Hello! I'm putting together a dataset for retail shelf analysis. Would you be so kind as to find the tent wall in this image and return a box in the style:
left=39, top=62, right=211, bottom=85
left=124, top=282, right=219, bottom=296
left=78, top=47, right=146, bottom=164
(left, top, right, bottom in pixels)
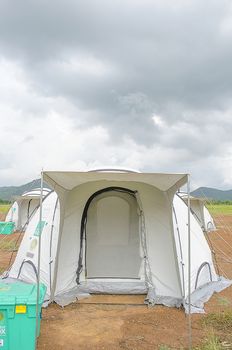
left=180, top=194, right=216, bottom=232
left=5, top=189, right=51, bottom=231
left=17, top=198, right=40, bottom=230
left=173, top=195, right=217, bottom=299
left=189, top=201, right=205, bottom=230
left=9, top=192, right=60, bottom=297
left=203, top=206, right=216, bottom=231
left=5, top=201, right=19, bottom=227
left=53, top=180, right=183, bottom=300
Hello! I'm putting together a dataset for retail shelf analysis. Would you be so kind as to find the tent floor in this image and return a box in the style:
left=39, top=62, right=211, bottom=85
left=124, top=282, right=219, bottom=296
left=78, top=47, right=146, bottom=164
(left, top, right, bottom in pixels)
left=77, top=294, right=146, bottom=305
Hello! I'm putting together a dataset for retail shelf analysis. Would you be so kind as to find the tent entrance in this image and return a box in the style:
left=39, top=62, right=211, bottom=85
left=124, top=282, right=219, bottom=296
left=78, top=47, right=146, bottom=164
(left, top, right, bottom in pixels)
left=84, top=190, right=141, bottom=279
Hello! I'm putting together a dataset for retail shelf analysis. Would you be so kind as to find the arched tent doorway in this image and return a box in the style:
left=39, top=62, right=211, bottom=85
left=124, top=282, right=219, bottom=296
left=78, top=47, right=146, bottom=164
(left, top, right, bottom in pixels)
left=76, top=187, right=142, bottom=283
left=85, top=190, right=141, bottom=279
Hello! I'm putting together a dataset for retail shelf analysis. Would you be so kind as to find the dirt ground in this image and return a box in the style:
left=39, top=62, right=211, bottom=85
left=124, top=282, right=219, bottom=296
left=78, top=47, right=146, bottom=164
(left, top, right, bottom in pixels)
left=1, top=214, right=232, bottom=349
left=0, top=209, right=23, bottom=272
left=0, top=232, right=23, bottom=273
left=35, top=214, right=232, bottom=350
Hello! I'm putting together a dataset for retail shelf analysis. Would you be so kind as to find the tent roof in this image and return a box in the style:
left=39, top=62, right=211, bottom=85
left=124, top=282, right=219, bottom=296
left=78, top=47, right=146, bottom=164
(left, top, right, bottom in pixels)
left=43, top=171, right=188, bottom=192
left=14, top=188, right=51, bottom=201
left=180, top=193, right=206, bottom=202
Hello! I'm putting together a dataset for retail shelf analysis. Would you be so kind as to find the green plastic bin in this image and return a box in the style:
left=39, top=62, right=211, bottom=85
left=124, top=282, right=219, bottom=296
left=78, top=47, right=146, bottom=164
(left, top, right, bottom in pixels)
left=0, top=282, right=47, bottom=350
left=0, top=222, right=15, bottom=235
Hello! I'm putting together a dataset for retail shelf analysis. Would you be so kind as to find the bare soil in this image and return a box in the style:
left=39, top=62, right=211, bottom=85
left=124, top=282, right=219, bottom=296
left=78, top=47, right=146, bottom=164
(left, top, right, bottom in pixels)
left=0, top=232, right=23, bottom=273
left=36, top=214, right=232, bottom=350
left=2, top=214, right=232, bottom=349
left=0, top=208, right=23, bottom=272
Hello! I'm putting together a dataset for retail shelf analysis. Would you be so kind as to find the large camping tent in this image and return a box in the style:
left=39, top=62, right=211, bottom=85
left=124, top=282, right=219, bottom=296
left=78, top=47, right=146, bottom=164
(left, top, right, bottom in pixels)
left=179, top=193, right=216, bottom=232
left=5, top=188, right=51, bottom=231
left=6, top=171, right=231, bottom=313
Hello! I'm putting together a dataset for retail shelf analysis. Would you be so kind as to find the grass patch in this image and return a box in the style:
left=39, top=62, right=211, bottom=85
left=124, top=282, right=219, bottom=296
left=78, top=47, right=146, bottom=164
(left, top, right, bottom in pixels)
left=206, top=204, right=232, bottom=216
left=202, top=311, right=232, bottom=332
left=0, top=266, right=6, bottom=274
left=158, top=334, right=225, bottom=350
left=0, top=240, right=18, bottom=251
left=157, top=321, right=232, bottom=350
left=0, top=204, right=10, bottom=215
left=194, top=334, right=223, bottom=350
left=216, top=296, right=231, bottom=307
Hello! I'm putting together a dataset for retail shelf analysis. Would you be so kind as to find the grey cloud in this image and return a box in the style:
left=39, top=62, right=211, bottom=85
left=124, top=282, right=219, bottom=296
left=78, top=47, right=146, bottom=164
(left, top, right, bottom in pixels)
left=0, top=0, right=232, bottom=187
left=1, top=0, right=232, bottom=114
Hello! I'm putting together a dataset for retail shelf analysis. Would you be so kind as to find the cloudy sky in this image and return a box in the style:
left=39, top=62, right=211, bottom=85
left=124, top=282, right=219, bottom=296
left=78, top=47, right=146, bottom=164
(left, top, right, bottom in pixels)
left=0, top=0, right=232, bottom=189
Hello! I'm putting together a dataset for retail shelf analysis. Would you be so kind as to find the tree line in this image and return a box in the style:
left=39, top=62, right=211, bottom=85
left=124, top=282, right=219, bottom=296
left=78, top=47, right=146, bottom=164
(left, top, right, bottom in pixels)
left=206, top=200, right=232, bottom=205
left=0, top=198, right=10, bottom=204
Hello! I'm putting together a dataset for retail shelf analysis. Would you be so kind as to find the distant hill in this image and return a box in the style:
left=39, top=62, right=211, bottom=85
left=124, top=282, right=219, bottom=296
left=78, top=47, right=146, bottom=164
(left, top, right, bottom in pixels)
left=0, top=179, right=50, bottom=201
left=1, top=180, right=231, bottom=202
left=191, top=187, right=232, bottom=201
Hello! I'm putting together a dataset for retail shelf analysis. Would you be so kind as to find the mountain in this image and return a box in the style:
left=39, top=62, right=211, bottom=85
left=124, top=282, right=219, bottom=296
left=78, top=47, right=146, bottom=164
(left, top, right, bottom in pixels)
left=1, top=179, right=231, bottom=202
left=0, top=179, right=42, bottom=201
left=191, top=187, right=232, bottom=201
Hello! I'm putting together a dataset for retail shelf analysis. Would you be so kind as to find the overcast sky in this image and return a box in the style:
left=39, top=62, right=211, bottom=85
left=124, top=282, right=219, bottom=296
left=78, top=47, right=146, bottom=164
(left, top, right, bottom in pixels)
left=0, top=0, right=232, bottom=189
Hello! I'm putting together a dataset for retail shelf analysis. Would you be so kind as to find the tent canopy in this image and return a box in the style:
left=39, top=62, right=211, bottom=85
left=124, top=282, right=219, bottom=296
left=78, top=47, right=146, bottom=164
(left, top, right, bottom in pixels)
left=180, top=194, right=206, bottom=202
left=7, top=170, right=231, bottom=313
left=43, top=171, right=188, bottom=193
left=14, top=188, right=51, bottom=201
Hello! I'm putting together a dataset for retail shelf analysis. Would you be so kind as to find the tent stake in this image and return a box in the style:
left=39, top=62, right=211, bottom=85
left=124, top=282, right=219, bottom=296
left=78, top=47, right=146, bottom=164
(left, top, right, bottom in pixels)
left=187, top=174, right=192, bottom=349
left=35, top=170, right=43, bottom=347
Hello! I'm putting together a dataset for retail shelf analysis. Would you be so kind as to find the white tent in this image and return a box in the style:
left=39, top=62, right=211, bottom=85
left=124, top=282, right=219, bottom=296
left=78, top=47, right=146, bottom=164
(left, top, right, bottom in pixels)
left=5, top=188, right=51, bottom=231
left=5, top=201, right=19, bottom=225
left=179, top=193, right=216, bottom=232
left=8, top=191, right=59, bottom=299
left=6, top=171, right=231, bottom=312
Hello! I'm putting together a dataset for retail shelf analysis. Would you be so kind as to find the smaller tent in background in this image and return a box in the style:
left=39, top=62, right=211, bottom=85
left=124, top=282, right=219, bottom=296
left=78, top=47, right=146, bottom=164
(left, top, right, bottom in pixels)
left=179, top=193, right=216, bottom=232
left=5, top=188, right=51, bottom=231
left=8, top=191, right=59, bottom=299
left=5, top=201, right=19, bottom=225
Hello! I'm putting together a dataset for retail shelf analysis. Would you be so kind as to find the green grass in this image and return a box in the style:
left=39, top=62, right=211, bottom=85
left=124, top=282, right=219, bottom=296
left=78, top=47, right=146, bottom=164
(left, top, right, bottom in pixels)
left=158, top=334, right=225, bottom=350
left=0, top=204, right=10, bottom=215
left=206, top=204, right=232, bottom=216
left=216, top=296, right=231, bottom=307
left=202, top=311, right=232, bottom=332
left=194, top=334, right=223, bottom=350
left=157, top=311, right=232, bottom=350
left=0, top=266, right=6, bottom=274
left=0, top=240, right=18, bottom=251
left=158, top=334, right=224, bottom=350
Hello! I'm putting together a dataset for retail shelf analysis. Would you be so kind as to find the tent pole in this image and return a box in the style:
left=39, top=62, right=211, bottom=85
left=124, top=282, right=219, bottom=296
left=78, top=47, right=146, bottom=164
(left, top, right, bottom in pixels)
left=187, top=174, right=192, bottom=349
left=35, top=170, right=43, bottom=347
